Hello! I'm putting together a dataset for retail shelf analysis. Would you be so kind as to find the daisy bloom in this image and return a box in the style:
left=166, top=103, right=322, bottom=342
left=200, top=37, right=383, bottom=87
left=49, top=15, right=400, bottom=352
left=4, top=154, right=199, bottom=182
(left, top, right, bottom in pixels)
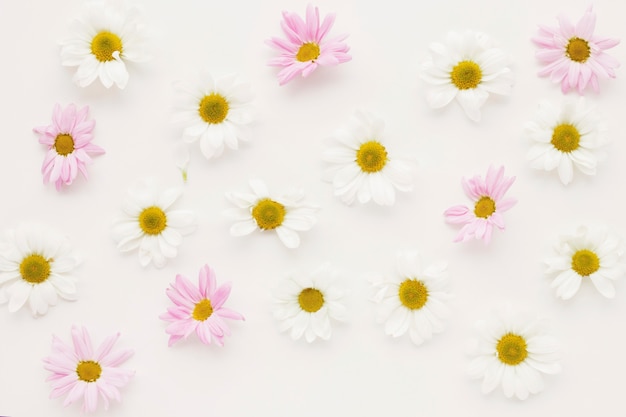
left=112, top=180, right=196, bottom=268
left=0, top=224, right=79, bottom=316
left=60, top=0, right=149, bottom=89
left=545, top=225, right=624, bottom=299
left=266, top=4, right=351, bottom=85
left=444, top=166, right=516, bottom=244
left=43, top=326, right=134, bottom=413
left=160, top=264, right=244, bottom=347
left=371, top=251, right=451, bottom=346
left=173, top=72, right=254, bottom=160
left=224, top=179, right=318, bottom=249
left=273, top=264, right=347, bottom=343
left=33, top=103, right=105, bottom=191
left=421, top=31, right=513, bottom=121
left=323, top=111, right=413, bottom=206
left=533, top=7, right=620, bottom=94
left=468, top=308, right=561, bottom=400
left=525, top=98, right=607, bottom=185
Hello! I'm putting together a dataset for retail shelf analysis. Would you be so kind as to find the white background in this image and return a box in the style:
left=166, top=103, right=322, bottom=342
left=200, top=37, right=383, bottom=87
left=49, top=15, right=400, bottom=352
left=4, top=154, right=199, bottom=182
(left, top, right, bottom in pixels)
left=1, top=0, right=625, bottom=416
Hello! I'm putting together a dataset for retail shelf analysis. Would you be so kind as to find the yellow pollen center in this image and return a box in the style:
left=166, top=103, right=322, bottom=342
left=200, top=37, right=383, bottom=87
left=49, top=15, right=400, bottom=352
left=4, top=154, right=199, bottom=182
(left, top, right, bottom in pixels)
left=76, top=360, right=102, bottom=383
left=90, top=31, right=123, bottom=62
left=251, top=199, right=286, bottom=230
left=19, top=254, right=51, bottom=284
left=551, top=124, right=580, bottom=153
left=296, top=42, right=321, bottom=62
left=356, top=141, right=388, bottom=173
left=474, top=196, right=496, bottom=218
left=298, top=288, right=324, bottom=313
left=192, top=299, right=214, bottom=321
left=398, top=279, right=429, bottom=310
left=496, top=333, right=528, bottom=366
left=138, top=206, right=167, bottom=235
left=566, top=37, right=591, bottom=63
left=450, top=60, right=482, bottom=90
left=571, top=249, right=600, bottom=276
left=198, top=93, right=229, bottom=124
left=54, top=134, right=75, bottom=156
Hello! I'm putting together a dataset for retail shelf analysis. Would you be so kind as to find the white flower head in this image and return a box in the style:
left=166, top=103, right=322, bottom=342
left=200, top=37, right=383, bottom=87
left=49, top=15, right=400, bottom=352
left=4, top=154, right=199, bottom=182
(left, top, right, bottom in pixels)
left=421, top=31, right=513, bottom=121
left=323, top=111, right=413, bottom=206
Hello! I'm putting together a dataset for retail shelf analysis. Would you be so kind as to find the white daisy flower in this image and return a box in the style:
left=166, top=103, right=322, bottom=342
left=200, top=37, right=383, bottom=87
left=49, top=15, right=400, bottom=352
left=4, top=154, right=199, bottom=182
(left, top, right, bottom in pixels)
left=112, top=179, right=196, bottom=268
left=421, top=31, right=513, bottom=121
left=60, top=0, right=149, bottom=89
left=323, top=111, right=413, bottom=206
left=468, top=308, right=561, bottom=400
left=371, top=251, right=451, bottom=346
left=224, top=179, right=318, bottom=249
left=273, top=264, right=347, bottom=343
left=0, top=224, right=80, bottom=316
left=525, top=98, right=607, bottom=185
left=173, top=72, right=254, bottom=160
left=545, top=225, right=624, bottom=299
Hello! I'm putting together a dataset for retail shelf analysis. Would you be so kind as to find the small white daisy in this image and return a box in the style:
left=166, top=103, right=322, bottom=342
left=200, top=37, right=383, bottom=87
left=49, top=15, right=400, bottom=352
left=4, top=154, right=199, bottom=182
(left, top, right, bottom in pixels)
left=545, top=225, right=624, bottom=299
left=421, top=31, right=513, bottom=121
left=468, top=308, right=561, bottom=400
left=525, top=98, right=607, bottom=185
left=0, top=224, right=80, bottom=316
left=273, top=264, right=347, bottom=343
left=323, top=111, right=413, bottom=206
left=112, top=179, right=196, bottom=268
left=173, top=72, right=254, bottom=160
left=224, top=179, right=318, bottom=249
left=371, top=251, right=451, bottom=346
left=60, top=0, right=149, bottom=89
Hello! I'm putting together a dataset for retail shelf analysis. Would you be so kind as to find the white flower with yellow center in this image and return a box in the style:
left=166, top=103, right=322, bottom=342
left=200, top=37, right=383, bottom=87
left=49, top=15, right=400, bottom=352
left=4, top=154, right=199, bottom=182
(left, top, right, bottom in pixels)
left=60, top=0, right=149, bottom=89
left=273, top=264, right=347, bottom=343
left=545, top=225, right=624, bottom=299
left=224, top=179, right=318, bottom=249
left=371, top=251, right=451, bottom=346
left=323, top=111, right=413, bottom=206
left=112, top=180, right=196, bottom=268
left=0, top=224, right=80, bottom=316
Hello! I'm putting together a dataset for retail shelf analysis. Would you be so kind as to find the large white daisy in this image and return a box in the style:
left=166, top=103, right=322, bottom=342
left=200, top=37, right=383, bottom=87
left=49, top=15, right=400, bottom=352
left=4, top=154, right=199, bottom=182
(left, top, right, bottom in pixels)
left=421, top=31, right=513, bottom=121
left=0, top=224, right=80, bottom=316
left=323, top=111, right=413, bottom=206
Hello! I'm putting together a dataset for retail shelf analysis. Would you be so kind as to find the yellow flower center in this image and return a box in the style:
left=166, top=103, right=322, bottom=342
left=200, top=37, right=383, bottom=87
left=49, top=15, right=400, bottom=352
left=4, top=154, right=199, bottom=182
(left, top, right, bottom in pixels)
left=138, top=206, right=167, bottom=235
left=571, top=249, right=600, bottom=276
left=474, top=196, right=496, bottom=219
left=54, top=134, right=75, bottom=156
left=198, top=93, right=229, bottom=124
left=496, top=333, right=528, bottom=366
left=192, top=299, right=214, bottom=321
left=296, top=42, right=321, bottom=62
left=356, top=141, right=388, bottom=173
left=251, top=199, right=286, bottom=230
left=90, top=31, right=123, bottom=62
left=551, top=123, right=580, bottom=153
left=19, top=254, right=51, bottom=284
left=298, top=288, right=324, bottom=313
left=566, top=37, right=591, bottom=63
left=76, top=360, right=102, bottom=383
left=450, top=60, right=482, bottom=90
left=398, top=279, right=429, bottom=310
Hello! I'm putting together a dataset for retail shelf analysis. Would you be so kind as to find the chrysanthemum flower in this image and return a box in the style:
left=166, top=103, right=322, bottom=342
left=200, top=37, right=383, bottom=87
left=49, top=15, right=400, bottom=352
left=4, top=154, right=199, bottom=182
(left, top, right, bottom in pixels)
left=266, top=4, right=351, bottom=85
left=33, top=103, right=105, bottom=191
left=43, top=326, right=134, bottom=413
left=0, top=224, right=79, bottom=316
left=545, top=225, right=624, bottom=299
left=112, top=180, right=196, bottom=268
left=60, top=0, right=149, bottom=89
left=421, top=31, right=513, bottom=121
left=444, top=166, right=516, bottom=244
left=273, top=264, right=347, bottom=343
left=371, top=251, right=451, bottom=346
left=323, top=111, right=413, bottom=206
left=224, top=179, right=318, bottom=249
left=533, top=7, right=620, bottom=94
left=173, top=72, right=254, bottom=160
left=525, top=98, right=607, bottom=185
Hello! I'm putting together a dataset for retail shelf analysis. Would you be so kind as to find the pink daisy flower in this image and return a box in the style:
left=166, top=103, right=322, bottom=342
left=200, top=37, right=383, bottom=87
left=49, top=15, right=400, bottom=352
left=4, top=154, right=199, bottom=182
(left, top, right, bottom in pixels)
left=444, top=166, right=517, bottom=244
left=160, top=264, right=244, bottom=347
left=266, top=4, right=351, bottom=85
left=533, top=7, right=620, bottom=94
left=33, top=103, right=105, bottom=190
left=43, top=326, right=134, bottom=413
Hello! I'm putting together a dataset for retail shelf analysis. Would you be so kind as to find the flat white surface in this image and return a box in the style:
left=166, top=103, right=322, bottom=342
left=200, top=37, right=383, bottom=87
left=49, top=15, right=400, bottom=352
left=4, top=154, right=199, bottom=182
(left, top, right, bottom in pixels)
left=1, top=0, right=625, bottom=415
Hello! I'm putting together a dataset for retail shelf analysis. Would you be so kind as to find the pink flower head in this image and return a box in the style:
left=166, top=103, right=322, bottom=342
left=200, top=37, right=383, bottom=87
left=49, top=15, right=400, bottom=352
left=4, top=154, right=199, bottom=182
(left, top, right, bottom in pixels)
left=43, top=326, right=134, bottom=413
left=33, top=103, right=105, bottom=190
left=160, top=264, right=244, bottom=347
left=266, top=4, right=351, bottom=85
left=444, top=166, right=517, bottom=244
left=533, top=7, right=620, bottom=94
